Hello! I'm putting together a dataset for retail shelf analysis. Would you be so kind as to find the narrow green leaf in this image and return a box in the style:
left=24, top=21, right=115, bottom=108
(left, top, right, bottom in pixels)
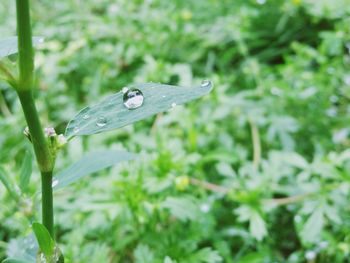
left=65, top=81, right=213, bottom=138
left=2, top=259, right=33, bottom=263
left=0, top=166, right=19, bottom=200
left=53, top=150, right=135, bottom=189
left=0, top=37, right=44, bottom=59
left=19, top=151, right=32, bottom=192
left=188, top=248, right=222, bottom=263
left=32, top=222, right=55, bottom=257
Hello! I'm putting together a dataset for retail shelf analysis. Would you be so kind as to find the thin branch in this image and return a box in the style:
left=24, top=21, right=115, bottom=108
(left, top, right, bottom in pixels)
left=249, top=119, right=261, bottom=170
left=190, top=178, right=311, bottom=206
left=190, top=178, right=228, bottom=194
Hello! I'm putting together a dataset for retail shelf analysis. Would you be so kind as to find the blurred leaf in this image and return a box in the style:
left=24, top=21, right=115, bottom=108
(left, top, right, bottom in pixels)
left=161, top=196, right=199, bottom=221
left=249, top=211, right=267, bottom=241
left=143, top=177, right=172, bottom=193
left=324, top=205, right=341, bottom=224
left=283, top=152, right=308, bottom=169
left=0, top=37, right=44, bottom=59
left=54, top=150, right=135, bottom=189
left=6, top=235, right=37, bottom=262
left=2, top=259, right=33, bottom=263
left=300, top=207, right=324, bottom=244
left=164, top=257, right=177, bottom=263
left=19, top=151, right=32, bottom=193
left=188, top=248, right=222, bottom=263
left=236, top=252, right=269, bottom=263
left=215, top=162, right=236, bottom=177
left=0, top=166, right=19, bottom=200
left=32, top=222, right=55, bottom=257
left=134, top=244, right=155, bottom=263
left=65, top=82, right=213, bottom=137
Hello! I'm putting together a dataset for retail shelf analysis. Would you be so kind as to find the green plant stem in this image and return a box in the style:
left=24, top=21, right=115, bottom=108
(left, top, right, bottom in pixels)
left=16, top=0, right=34, bottom=91
left=249, top=119, right=261, bottom=169
left=16, top=0, right=55, bottom=238
left=41, top=171, right=54, bottom=236
left=18, top=91, right=55, bottom=238
left=18, top=91, right=53, bottom=172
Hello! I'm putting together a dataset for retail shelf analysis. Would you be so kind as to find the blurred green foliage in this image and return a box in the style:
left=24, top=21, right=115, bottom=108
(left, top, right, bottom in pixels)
left=1, top=0, right=350, bottom=262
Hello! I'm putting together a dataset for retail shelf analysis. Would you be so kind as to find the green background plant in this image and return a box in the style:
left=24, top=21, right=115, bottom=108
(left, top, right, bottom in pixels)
left=1, top=0, right=350, bottom=262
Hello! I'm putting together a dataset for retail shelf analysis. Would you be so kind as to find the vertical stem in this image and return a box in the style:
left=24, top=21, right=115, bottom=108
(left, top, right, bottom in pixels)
left=16, top=0, right=34, bottom=90
left=16, top=0, right=55, bottom=237
left=41, top=171, right=54, bottom=235
left=249, top=119, right=261, bottom=170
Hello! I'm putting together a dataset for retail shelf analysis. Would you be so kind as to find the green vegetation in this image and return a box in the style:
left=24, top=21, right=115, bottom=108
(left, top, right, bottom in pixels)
left=1, top=0, right=350, bottom=262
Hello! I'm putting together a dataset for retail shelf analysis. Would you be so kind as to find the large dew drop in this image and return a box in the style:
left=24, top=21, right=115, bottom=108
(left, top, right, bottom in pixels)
left=123, top=88, right=144, bottom=109
left=201, top=79, right=211, bottom=88
left=37, top=245, right=61, bottom=263
left=96, top=116, right=107, bottom=127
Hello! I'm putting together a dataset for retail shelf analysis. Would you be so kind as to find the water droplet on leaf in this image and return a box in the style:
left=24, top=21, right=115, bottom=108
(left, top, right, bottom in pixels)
left=96, top=116, right=107, bottom=127
left=83, top=114, right=90, bottom=120
left=123, top=89, right=144, bottom=109
left=73, top=127, right=80, bottom=133
left=171, top=102, right=177, bottom=108
left=37, top=246, right=61, bottom=263
left=201, top=79, right=211, bottom=87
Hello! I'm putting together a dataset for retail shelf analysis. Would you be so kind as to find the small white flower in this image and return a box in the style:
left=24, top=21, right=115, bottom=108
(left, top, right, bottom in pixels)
left=44, top=127, right=56, bottom=137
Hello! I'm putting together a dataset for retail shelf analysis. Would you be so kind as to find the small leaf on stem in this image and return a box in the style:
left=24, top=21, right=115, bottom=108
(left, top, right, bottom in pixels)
left=0, top=37, right=44, bottom=59
left=32, top=222, right=55, bottom=257
left=53, top=150, right=135, bottom=189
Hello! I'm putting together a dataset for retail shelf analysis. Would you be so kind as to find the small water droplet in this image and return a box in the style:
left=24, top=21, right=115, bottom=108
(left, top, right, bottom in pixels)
left=123, top=89, right=144, bottom=109
left=38, top=247, right=61, bottom=263
left=162, top=95, right=166, bottom=98
left=83, top=114, right=90, bottom=120
left=201, top=79, right=211, bottom=87
left=73, top=127, right=80, bottom=133
left=52, top=178, right=59, bottom=188
left=171, top=102, right=177, bottom=108
left=96, top=116, right=107, bottom=127
left=122, top=87, right=129, bottom=93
